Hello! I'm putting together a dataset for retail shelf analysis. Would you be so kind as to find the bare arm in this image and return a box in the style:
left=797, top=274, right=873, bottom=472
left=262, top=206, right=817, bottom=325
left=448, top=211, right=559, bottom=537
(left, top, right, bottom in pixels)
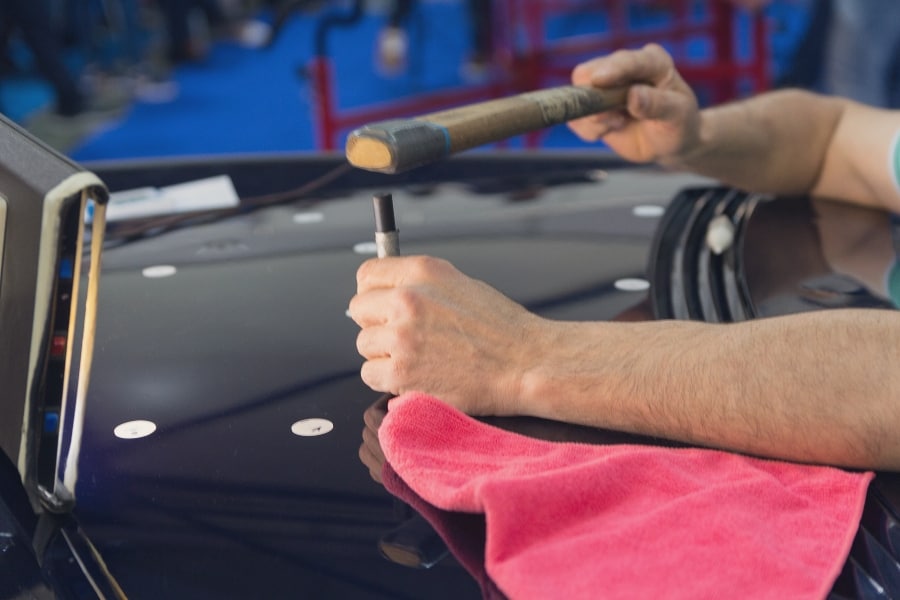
left=679, top=93, right=900, bottom=213
left=519, top=310, right=900, bottom=470
left=813, top=102, right=900, bottom=212
left=670, top=89, right=845, bottom=197
left=569, top=45, right=900, bottom=212
left=351, top=257, right=900, bottom=471
left=350, top=48, right=900, bottom=472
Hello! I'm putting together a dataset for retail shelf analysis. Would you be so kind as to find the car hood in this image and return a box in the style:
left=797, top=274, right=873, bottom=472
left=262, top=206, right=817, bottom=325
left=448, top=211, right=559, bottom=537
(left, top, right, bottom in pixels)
left=67, top=153, right=899, bottom=598
left=73, top=153, right=707, bottom=598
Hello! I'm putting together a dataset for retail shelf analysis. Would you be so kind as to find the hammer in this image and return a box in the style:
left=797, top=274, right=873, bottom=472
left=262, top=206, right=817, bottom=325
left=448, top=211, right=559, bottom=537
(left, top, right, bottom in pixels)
left=345, top=85, right=628, bottom=174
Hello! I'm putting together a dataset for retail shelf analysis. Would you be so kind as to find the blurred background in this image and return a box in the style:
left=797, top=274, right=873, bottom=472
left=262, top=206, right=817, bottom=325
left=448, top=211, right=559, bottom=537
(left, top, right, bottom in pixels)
left=0, top=0, right=895, bottom=163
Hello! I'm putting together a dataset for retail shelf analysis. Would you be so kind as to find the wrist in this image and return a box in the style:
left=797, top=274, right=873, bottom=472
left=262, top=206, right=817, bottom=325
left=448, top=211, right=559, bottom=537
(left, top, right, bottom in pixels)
left=514, top=320, right=605, bottom=421
left=512, top=318, right=564, bottom=418
left=660, top=107, right=715, bottom=172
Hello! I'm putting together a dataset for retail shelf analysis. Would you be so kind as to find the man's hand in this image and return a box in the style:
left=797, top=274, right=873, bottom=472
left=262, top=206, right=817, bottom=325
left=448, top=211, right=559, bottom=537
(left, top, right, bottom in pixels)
left=568, top=43, right=702, bottom=166
left=349, top=256, right=543, bottom=416
left=349, top=254, right=900, bottom=469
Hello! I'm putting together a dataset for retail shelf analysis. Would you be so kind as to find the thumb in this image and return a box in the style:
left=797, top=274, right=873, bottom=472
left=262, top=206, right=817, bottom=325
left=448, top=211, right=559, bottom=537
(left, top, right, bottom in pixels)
left=628, top=84, right=694, bottom=123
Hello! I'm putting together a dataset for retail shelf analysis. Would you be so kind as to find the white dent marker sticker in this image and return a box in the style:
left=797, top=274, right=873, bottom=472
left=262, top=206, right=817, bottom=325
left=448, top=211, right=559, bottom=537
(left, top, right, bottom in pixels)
left=353, top=242, right=378, bottom=255
left=632, top=205, right=665, bottom=218
left=293, top=211, right=324, bottom=224
left=705, top=215, right=735, bottom=255
left=291, top=418, right=334, bottom=437
left=142, top=265, right=177, bottom=278
left=614, top=278, right=650, bottom=292
left=114, top=420, right=157, bottom=439
left=587, top=169, right=608, bottom=182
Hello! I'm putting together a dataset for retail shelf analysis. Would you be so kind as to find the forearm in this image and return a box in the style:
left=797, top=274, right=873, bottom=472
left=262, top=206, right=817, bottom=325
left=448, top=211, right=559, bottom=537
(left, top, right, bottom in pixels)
left=667, top=89, right=847, bottom=198
left=519, top=309, right=900, bottom=470
left=813, top=101, right=900, bottom=212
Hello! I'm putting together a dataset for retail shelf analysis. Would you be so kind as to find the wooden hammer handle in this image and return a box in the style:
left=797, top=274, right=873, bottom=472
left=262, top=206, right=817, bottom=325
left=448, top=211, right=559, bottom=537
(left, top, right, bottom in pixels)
left=345, top=85, right=628, bottom=174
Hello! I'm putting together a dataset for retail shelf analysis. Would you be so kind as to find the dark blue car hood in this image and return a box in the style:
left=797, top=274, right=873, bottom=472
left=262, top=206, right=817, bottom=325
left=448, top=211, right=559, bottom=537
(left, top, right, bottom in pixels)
left=17, top=152, right=899, bottom=598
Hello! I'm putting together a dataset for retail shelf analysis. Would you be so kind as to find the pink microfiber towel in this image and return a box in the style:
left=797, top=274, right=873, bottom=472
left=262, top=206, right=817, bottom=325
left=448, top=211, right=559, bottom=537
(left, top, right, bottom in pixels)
left=381, top=464, right=505, bottom=599
left=379, top=392, right=873, bottom=600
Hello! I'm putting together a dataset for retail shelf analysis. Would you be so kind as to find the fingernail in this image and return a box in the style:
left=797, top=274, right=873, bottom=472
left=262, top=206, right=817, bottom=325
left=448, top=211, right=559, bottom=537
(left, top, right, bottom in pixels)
left=633, top=86, right=650, bottom=114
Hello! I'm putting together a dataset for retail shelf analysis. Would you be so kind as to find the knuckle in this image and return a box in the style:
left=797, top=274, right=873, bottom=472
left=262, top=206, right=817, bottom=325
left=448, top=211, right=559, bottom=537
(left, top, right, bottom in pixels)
left=642, top=42, right=664, bottom=58
left=607, top=47, right=632, bottom=67
left=393, top=287, right=422, bottom=316
left=407, top=255, right=434, bottom=278
left=432, top=256, right=454, bottom=274
left=407, top=255, right=450, bottom=280
left=643, top=43, right=673, bottom=69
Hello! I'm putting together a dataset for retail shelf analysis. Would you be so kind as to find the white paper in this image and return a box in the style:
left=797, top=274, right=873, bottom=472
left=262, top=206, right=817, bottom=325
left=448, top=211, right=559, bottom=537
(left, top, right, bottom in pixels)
left=89, top=175, right=240, bottom=223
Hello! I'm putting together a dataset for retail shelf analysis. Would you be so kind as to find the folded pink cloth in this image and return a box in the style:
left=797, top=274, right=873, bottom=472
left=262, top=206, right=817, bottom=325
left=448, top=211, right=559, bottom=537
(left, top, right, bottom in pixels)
left=379, top=392, right=873, bottom=600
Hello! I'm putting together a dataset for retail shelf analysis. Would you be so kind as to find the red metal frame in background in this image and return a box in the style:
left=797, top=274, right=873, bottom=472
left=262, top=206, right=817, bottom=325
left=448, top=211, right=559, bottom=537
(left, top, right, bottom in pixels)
left=309, top=56, right=515, bottom=151
left=310, top=0, right=770, bottom=151
left=507, top=0, right=770, bottom=102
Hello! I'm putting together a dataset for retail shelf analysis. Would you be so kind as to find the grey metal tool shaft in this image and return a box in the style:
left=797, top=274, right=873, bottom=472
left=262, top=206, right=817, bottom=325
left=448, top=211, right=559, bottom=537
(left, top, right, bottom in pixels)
left=373, top=193, right=400, bottom=257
